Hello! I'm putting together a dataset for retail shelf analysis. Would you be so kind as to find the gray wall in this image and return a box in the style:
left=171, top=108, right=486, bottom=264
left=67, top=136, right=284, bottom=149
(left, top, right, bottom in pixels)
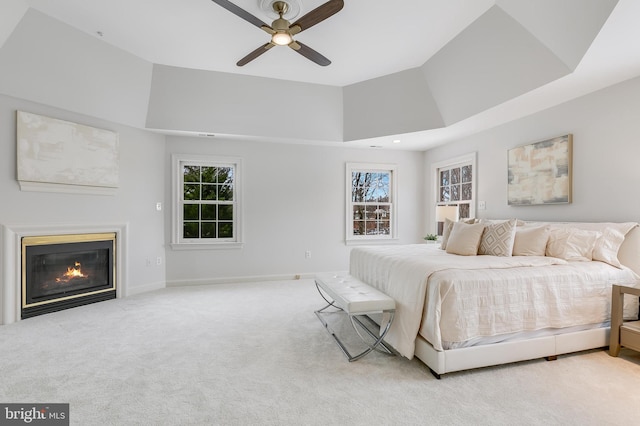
left=2, top=1, right=639, bottom=296
left=0, top=93, right=424, bottom=298
left=0, top=9, right=153, bottom=129
left=423, top=74, right=640, bottom=232
left=146, top=64, right=343, bottom=142
left=0, top=94, right=167, bottom=295
left=164, top=137, right=425, bottom=285
left=343, top=68, right=444, bottom=141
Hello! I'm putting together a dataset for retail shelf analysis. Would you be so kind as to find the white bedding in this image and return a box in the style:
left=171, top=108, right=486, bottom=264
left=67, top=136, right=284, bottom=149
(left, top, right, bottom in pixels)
left=423, top=260, right=640, bottom=350
left=349, top=244, right=640, bottom=359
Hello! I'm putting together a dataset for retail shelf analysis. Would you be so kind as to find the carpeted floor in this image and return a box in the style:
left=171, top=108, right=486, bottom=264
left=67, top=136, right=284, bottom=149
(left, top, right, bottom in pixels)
left=1, top=279, right=640, bottom=425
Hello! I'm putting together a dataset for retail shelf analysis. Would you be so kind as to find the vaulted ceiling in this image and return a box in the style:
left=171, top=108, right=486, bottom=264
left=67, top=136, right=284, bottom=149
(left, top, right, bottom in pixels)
left=3, top=0, right=640, bottom=150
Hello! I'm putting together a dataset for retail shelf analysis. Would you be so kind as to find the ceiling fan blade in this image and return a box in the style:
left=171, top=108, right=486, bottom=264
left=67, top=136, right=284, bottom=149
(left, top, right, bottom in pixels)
left=289, top=41, right=331, bottom=66
left=211, top=0, right=269, bottom=29
left=290, top=0, right=344, bottom=32
left=236, top=43, right=275, bottom=66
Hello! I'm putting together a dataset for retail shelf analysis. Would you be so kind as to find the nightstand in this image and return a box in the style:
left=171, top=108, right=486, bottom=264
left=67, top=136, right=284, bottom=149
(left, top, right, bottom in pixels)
left=609, top=284, right=640, bottom=356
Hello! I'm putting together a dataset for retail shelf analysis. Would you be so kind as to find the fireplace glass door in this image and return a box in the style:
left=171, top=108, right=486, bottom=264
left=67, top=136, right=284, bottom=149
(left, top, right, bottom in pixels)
left=22, top=233, right=116, bottom=318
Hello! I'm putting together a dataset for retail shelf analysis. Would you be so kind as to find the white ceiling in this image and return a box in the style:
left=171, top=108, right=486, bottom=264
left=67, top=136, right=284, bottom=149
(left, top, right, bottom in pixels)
left=25, top=0, right=499, bottom=87
left=20, top=0, right=640, bottom=150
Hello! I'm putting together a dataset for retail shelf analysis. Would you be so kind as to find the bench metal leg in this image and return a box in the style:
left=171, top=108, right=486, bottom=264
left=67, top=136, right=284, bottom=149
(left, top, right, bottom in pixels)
left=350, top=313, right=395, bottom=356
left=314, top=281, right=396, bottom=362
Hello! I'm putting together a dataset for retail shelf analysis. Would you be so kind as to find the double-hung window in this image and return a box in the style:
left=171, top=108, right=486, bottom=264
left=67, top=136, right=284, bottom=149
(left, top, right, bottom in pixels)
left=431, top=153, right=476, bottom=234
left=172, top=154, right=243, bottom=249
left=346, top=163, right=397, bottom=244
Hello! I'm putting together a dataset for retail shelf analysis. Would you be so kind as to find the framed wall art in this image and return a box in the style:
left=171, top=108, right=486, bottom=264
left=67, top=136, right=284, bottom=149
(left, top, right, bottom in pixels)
left=507, top=134, right=572, bottom=206
left=17, top=111, right=119, bottom=194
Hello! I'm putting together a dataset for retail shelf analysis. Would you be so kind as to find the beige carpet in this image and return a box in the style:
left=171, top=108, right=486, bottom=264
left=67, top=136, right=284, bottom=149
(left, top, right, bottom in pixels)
left=1, top=279, right=640, bottom=425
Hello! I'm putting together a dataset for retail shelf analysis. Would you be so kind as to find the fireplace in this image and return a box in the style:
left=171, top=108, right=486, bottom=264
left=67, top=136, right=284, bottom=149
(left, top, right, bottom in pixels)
left=21, top=233, right=116, bottom=319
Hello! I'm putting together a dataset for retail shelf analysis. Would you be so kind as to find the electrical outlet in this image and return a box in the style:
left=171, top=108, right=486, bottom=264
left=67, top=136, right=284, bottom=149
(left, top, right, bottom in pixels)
left=156, top=257, right=162, bottom=265
left=305, top=250, right=311, bottom=259
left=156, top=202, right=162, bottom=211
left=478, top=201, right=486, bottom=210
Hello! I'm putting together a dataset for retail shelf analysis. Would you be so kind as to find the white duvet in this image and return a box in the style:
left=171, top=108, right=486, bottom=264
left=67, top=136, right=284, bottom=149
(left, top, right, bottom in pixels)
left=349, top=244, right=640, bottom=358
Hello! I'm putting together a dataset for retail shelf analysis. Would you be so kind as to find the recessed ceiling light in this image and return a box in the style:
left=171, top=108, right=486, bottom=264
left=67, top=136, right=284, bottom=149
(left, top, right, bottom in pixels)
left=393, top=139, right=401, bottom=144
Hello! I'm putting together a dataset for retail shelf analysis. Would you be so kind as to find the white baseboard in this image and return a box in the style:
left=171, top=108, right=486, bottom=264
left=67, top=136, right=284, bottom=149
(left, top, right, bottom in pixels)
left=166, top=272, right=320, bottom=287
left=125, top=281, right=166, bottom=296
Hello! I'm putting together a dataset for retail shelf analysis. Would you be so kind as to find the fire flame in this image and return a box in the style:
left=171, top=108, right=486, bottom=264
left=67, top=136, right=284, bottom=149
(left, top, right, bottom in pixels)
left=55, top=262, right=87, bottom=282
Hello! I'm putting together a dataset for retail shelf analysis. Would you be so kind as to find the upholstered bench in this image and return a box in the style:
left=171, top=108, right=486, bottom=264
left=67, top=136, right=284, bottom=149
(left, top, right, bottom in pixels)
left=314, top=273, right=395, bottom=362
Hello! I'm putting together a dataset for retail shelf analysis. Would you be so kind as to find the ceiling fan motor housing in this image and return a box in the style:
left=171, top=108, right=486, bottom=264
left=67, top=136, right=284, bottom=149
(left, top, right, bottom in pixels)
left=272, top=1, right=289, bottom=16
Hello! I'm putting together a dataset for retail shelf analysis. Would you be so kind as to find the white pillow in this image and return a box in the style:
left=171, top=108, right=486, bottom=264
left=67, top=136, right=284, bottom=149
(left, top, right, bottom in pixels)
left=446, top=222, right=485, bottom=256
left=591, top=224, right=638, bottom=268
left=512, top=225, right=550, bottom=256
left=545, top=222, right=637, bottom=266
left=478, top=219, right=516, bottom=257
left=546, top=228, right=602, bottom=261
left=592, top=227, right=626, bottom=268
left=440, top=218, right=475, bottom=250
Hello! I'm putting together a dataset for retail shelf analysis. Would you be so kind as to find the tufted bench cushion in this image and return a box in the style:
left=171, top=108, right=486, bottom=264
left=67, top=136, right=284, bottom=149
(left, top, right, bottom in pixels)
left=314, top=273, right=395, bottom=314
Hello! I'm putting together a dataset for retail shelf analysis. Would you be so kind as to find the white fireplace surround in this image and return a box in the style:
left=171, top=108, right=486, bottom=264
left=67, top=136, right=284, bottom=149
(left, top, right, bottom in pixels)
left=1, top=223, right=128, bottom=325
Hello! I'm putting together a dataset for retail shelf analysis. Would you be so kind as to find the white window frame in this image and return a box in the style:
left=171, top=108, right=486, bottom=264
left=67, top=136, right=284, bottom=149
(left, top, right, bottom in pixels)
left=430, top=152, right=477, bottom=235
left=345, top=162, right=398, bottom=245
left=171, top=154, right=243, bottom=250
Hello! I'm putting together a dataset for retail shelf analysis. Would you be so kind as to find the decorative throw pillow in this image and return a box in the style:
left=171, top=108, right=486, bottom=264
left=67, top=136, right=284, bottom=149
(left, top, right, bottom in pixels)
left=440, top=218, right=455, bottom=250
left=440, top=218, right=477, bottom=250
left=478, top=219, right=516, bottom=256
left=480, top=218, right=525, bottom=227
left=512, top=225, right=550, bottom=256
left=446, top=222, right=485, bottom=256
left=546, top=228, right=602, bottom=261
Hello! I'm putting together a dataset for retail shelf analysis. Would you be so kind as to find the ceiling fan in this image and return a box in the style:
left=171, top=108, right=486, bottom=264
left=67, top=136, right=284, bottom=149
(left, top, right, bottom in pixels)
left=211, top=0, right=344, bottom=66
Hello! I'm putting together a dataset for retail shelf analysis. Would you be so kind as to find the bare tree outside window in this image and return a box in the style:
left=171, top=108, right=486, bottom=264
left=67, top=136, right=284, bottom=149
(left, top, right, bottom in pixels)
left=347, top=164, right=397, bottom=242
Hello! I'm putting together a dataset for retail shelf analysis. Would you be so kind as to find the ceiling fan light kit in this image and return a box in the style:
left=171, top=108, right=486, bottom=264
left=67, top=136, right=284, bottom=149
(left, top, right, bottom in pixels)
left=211, top=0, right=344, bottom=66
left=271, top=32, right=292, bottom=46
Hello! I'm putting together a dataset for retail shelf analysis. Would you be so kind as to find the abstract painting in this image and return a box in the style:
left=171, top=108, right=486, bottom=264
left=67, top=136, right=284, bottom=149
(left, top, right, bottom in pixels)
left=17, top=111, right=119, bottom=192
left=507, top=134, right=572, bottom=205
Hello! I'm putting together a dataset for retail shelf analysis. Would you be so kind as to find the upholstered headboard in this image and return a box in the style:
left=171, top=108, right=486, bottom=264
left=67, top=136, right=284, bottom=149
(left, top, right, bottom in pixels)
left=618, top=225, right=640, bottom=276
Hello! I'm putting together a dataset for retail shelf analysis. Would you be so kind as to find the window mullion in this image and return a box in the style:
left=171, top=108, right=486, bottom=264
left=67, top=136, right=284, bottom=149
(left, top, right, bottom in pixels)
left=173, top=155, right=243, bottom=248
left=346, top=163, right=397, bottom=243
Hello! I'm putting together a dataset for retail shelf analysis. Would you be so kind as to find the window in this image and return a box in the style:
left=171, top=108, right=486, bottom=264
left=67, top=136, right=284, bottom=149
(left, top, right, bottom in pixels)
left=172, top=155, right=242, bottom=249
left=431, top=153, right=476, bottom=234
left=346, top=163, right=397, bottom=243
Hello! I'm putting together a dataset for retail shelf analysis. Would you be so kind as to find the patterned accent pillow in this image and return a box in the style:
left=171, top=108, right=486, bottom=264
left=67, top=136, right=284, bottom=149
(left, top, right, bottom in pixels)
left=478, top=219, right=517, bottom=257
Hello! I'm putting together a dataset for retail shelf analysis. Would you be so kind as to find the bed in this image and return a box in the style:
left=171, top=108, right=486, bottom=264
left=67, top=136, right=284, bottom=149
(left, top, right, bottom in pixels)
left=349, top=221, right=640, bottom=378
